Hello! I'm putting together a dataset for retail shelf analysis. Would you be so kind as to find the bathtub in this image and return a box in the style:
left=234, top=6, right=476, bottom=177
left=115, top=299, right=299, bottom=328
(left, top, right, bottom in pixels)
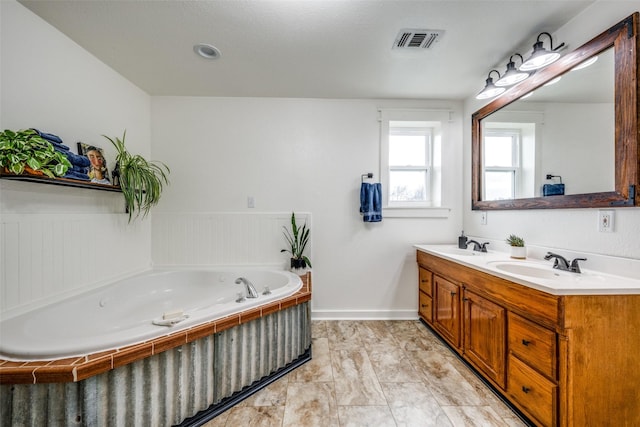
left=0, top=268, right=302, bottom=361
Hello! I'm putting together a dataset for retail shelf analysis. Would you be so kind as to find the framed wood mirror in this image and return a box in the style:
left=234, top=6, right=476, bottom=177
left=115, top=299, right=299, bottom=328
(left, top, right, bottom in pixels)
left=472, top=13, right=638, bottom=210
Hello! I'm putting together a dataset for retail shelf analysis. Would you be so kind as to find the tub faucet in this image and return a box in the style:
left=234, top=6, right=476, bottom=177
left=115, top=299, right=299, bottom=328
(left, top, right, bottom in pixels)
left=235, top=277, right=259, bottom=298
left=467, top=240, right=490, bottom=252
left=544, top=252, right=587, bottom=273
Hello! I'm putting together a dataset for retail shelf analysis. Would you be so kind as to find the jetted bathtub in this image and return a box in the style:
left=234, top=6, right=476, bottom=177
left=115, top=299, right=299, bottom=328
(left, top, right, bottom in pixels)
left=0, top=268, right=302, bottom=361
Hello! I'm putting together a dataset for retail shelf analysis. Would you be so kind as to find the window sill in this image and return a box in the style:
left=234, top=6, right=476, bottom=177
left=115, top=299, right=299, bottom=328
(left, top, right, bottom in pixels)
left=383, top=207, right=450, bottom=218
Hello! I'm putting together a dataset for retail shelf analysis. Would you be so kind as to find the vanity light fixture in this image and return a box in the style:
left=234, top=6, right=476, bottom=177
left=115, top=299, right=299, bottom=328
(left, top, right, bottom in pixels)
left=476, top=70, right=506, bottom=99
left=543, top=76, right=562, bottom=87
left=193, top=43, right=221, bottom=60
left=495, top=54, right=530, bottom=87
left=519, top=32, right=565, bottom=71
left=571, top=55, right=598, bottom=71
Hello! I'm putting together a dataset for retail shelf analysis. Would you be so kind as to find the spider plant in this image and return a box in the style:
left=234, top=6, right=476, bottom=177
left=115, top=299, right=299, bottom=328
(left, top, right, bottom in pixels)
left=103, top=131, right=170, bottom=222
left=280, top=212, right=312, bottom=268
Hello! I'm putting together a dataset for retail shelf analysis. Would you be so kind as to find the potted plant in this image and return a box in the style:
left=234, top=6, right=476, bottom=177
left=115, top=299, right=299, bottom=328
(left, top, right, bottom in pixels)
left=0, top=129, right=71, bottom=178
left=506, top=234, right=526, bottom=259
left=103, top=131, right=170, bottom=222
left=280, top=212, right=312, bottom=273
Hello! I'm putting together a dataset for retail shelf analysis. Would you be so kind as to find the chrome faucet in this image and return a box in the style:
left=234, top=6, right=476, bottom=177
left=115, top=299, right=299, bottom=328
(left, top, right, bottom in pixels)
left=235, top=277, right=259, bottom=298
left=544, top=252, right=587, bottom=273
left=467, top=240, right=490, bottom=252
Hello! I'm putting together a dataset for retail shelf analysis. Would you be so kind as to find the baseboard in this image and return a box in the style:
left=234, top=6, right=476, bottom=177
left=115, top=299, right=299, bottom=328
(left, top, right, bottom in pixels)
left=311, top=309, right=418, bottom=320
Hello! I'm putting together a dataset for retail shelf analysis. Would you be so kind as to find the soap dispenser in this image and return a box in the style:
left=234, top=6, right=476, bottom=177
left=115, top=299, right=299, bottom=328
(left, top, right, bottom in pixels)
left=458, top=231, right=468, bottom=249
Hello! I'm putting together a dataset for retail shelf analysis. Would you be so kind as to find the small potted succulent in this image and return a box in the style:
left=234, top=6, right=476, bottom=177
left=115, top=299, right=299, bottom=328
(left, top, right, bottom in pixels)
left=281, top=212, right=312, bottom=273
left=506, top=234, right=526, bottom=259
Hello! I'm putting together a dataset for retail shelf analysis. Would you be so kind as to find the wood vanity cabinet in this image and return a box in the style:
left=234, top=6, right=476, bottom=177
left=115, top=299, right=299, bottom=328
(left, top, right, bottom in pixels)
left=462, top=287, right=506, bottom=388
left=418, top=267, right=433, bottom=322
left=416, top=250, right=640, bottom=427
left=433, top=274, right=461, bottom=348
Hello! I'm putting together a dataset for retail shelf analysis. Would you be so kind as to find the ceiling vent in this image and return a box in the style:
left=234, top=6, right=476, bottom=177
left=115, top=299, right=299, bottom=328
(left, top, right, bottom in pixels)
left=393, top=29, right=444, bottom=50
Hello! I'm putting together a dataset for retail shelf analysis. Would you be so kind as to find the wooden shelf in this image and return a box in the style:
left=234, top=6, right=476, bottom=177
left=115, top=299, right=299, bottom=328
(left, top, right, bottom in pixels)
left=0, top=172, right=122, bottom=193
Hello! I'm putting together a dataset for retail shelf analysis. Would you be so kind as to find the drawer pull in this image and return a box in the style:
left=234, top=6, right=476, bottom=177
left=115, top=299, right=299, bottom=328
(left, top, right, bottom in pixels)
left=421, top=304, right=428, bottom=308
left=521, top=339, right=531, bottom=346
left=450, top=291, right=457, bottom=296
left=522, top=386, right=531, bottom=393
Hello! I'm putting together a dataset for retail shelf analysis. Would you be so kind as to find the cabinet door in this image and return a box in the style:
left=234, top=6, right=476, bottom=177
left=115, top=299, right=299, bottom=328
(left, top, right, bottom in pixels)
left=463, top=288, right=506, bottom=388
left=433, top=275, right=461, bottom=348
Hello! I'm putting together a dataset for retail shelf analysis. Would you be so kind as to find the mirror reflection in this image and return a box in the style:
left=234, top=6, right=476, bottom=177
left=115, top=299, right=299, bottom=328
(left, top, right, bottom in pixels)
left=480, top=48, right=614, bottom=201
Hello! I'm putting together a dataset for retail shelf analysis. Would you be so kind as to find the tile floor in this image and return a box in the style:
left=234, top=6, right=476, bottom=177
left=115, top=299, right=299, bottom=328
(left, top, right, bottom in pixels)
left=203, top=320, right=529, bottom=427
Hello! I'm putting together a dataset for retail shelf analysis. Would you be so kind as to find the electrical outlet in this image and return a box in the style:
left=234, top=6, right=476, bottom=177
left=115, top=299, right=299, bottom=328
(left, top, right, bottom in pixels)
left=480, top=211, right=487, bottom=225
left=247, top=196, right=255, bottom=208
left=598, top=210, right=614, bottom=232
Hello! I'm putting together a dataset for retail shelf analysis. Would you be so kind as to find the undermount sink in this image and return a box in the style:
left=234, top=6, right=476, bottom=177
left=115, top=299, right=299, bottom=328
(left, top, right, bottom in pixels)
left=486, top=260, right=614, bottom=287
left=433, top=246, right=484, bottom=256
left=487, top=261, right=569, bottom=279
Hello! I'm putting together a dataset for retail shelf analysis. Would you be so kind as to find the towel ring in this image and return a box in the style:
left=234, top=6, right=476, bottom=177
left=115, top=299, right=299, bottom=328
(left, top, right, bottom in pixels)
left=361, top=173, right=374, bottom=183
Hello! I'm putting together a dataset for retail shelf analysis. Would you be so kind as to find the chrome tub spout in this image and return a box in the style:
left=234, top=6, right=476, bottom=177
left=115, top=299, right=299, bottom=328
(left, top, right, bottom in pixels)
left=235, top=277, right=259, bottom=298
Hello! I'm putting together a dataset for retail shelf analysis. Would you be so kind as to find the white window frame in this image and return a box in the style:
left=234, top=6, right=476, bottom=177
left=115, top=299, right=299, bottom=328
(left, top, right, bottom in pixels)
left=388, top=124, right=432, bottom=207
left=482, top=111, right=543, bottom=199
left=482, top=129, right=521, bottom=200
left=379, top=109, right=451, bottom=218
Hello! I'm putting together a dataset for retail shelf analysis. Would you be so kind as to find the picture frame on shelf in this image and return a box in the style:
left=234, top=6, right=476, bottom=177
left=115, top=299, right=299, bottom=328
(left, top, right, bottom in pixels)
left=77, top=142, right=112, bottom=185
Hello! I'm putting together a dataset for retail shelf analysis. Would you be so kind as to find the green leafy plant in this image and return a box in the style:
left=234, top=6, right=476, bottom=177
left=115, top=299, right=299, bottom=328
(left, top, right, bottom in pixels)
left=103, top=131, right=170, bottom=222
left=506, top=234, right=525, bottom=247
left=0, top=129, right=70, bottom=178
left=280, top=212, right=312, bottom=268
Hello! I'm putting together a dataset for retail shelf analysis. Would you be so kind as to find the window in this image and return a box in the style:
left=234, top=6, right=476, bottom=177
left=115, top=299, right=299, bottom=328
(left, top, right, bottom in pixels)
left=483, top=130, right=520, bottom=201
left=388, top=122, right=432, bottom=205
left=380, top=109, right=447, bottom=210
left=482, top=111, right=542, bottom=200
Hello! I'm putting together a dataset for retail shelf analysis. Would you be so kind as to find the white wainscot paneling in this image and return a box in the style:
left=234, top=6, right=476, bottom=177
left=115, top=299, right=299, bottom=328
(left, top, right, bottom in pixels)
left=1, top=213, right=150, bottom=316
left=151, top=212, right=311, bottom=267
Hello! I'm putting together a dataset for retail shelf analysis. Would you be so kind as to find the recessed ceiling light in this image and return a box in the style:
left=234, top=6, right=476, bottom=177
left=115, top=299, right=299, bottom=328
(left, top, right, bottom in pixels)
left=194, top=43, right=221, bottom=60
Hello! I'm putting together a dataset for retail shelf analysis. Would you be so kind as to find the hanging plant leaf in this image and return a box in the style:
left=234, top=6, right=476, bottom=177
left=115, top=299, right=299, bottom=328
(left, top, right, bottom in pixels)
left=0, top=129, right=69, bottom=177
left=103, top=131, right=170, bottom=222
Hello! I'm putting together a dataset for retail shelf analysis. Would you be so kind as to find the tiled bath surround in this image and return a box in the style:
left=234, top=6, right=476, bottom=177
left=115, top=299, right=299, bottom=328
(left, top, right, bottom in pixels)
left=0, top=278, right=311, bottom=426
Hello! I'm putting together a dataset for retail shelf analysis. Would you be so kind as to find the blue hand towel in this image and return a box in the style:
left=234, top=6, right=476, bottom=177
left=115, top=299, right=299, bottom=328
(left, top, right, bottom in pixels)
left=54, top=147, right=91, bottom=167
left=71, top=164, right=88, bottom=173
left=31, top=129, right=71, bottom=151
left=360, top=182, right=382, bottom=222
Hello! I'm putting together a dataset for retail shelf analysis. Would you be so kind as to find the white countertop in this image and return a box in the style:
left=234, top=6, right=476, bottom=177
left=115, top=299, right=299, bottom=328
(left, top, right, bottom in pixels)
left=415, top=244, right=640, bottom=296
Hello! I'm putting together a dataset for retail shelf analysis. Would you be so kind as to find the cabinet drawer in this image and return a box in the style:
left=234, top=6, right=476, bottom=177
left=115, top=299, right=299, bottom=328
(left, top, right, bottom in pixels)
left=419, top=291, right=432, bottom=322
left=419, top=267, right=432, bottom=296
left=508, top=356, right=557, bottom=427
left=508, top=312, right=557, bottom=379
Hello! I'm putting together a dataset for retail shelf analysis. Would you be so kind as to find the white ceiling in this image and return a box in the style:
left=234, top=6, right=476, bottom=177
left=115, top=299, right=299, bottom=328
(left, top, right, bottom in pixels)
left=19, top=0, right=595, bottom=100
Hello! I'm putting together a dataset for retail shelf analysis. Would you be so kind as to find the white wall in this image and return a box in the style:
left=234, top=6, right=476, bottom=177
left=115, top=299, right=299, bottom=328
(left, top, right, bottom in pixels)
left=3, top=0, right=638, bottom=321
left=463, top=2, right=640, bottom=260
left=541, top=102, right=613, bottom=195
left=151, top=97, right=463, bottom=318
left=0, top=1, right=152, bottom=317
